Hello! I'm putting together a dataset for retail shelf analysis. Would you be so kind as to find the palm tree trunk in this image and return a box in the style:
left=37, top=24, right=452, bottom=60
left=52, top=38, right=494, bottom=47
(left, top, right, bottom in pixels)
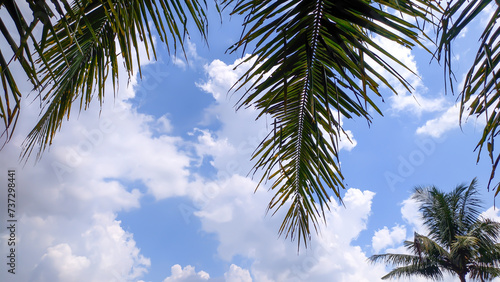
left=459, top=273, right=466, bottom=282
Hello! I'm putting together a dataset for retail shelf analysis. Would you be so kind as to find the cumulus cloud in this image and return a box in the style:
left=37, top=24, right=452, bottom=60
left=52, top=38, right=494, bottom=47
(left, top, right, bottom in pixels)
left=224, top=264, right=252, bottom=282
left=416, top=95, right=486, bottom=138
left=31, top=244, right=90, bottom=282
left=371, top=225, right=407, bottom=253
left=482, top=206, right=500, bottom=222
left=27, top=213, right=150, bottom=282
left=171, top=41, right=204, bottom=70
left=163, top=265, right=210, bottom=282
left=0, top=31, right=190, bottom=281
left=365, top=31, right=446, bottom=115
left=162, top=264, right=252, bottom=282
left=194, top=178, right=386, bottom=281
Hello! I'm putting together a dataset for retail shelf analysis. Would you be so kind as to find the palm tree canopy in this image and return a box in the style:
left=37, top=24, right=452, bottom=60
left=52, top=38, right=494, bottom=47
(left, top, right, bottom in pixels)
left=370, top=178, right=500, bottom=281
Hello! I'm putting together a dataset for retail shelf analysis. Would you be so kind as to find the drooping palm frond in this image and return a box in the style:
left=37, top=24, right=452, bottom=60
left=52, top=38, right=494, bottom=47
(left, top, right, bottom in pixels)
left=0, top=0, right=75, bottom=147
left=0, top=0, right=210, bottom=159
left=407, top=233, right=451, bottom=263
left=369, top=247, right=445, bottom=280
left=435, top=0, right=500, bottom=194
left=221, top=0, right=438, bottom=247
left=468, top=265, right=500, bottom=282
left=381, top=262, right=444, bottom=280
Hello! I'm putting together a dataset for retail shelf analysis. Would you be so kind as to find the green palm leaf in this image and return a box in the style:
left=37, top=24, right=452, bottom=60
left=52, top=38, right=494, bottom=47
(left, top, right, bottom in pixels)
left=435, top=0, right=500, bottom=194
left=0, top=0, right=75, bottom=147
left=16, top=0, right=210, bottom=160
left=222, top=0, right=437, bottom=247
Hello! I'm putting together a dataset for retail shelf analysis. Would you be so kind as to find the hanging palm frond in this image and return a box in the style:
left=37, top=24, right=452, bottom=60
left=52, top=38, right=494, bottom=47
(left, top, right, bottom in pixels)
left=435, top=0, right=500, bottom=194
left=22, top=0, right=210, bottom=159
left=222, top=0, right=439, bottom=247
left=0, top=0, right=76, bottom=147
left=0, top=0, right=210, bottom=158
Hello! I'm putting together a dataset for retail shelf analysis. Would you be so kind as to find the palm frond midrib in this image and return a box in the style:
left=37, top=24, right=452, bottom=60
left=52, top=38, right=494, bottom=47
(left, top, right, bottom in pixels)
left=293, top=0, right=324, bottom=193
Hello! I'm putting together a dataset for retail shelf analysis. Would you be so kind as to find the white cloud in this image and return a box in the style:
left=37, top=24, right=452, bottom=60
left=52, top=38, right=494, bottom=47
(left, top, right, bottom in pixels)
left=366, top=31, right=446, bottom=115
left=162, top=264, right=252, bottom=282
left=27, top=213, right=150, bottom=282
left=163, top=265, right=210, bottom=282
left=481, top=206, right=500, bottom=222
left=197, top=56, right=253, bottom=102
left=416, top=96, right=486, bottom=138
left=224, top=264, right=252, bottom=282
left=192, top=172, right=387, bottom=281
left=400, top=197, right=427, bottom=235
left=32, top=244, right=90, bottom=282
left=416, top=103, right=460, bottom=138
left=371, top=225, right=407, bottom=253
left=171, top=41, right=204, bottom=70
left=0, top=33, right=190, bottom=281
left=172, top=56, right=188, bottom=69
left=157, top=115, right=174, bottom=134
left=390, top=93, right=446, bottom=114
left=339, top=129, right=357, bottom=151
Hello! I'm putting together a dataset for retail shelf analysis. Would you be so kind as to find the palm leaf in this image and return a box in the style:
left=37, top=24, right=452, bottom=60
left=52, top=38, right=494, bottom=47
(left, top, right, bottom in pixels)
left=0, top=0, right=74, bottom=147
left=17, top=0, right=210, bottom=160
left=435, top=0, right=500, bottom=194
left=369, top=248, right=445, bottom=280
left=222, top=0, right=437, bottom=248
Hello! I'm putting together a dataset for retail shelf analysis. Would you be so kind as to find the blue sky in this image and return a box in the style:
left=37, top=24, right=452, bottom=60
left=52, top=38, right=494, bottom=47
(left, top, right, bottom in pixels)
left=1, top=2, right=500, bottom=282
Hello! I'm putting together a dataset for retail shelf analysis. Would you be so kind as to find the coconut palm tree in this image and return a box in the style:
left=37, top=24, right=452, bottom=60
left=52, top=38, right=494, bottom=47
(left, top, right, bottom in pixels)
left=370, top=178, right=500, bottom=281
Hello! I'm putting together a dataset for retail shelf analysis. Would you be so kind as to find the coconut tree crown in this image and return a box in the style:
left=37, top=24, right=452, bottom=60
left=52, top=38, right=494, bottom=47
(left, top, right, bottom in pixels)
left=370, top=178, right=500, bottom=282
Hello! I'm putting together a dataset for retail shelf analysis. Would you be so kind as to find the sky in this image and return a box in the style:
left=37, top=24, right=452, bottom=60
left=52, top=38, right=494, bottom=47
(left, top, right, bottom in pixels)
left=1, top=2, right=500, bottom=282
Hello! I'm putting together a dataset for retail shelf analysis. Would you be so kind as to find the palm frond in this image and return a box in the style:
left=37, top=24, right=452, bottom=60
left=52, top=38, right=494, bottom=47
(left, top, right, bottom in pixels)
left=18, top=0, right=210, bottom=160
left=222, top=0, right=437, bottom=248
left=435, top=0, right=500, bottom=193
left=413, top=186, right=460, bottom=247
left=468, top=265, right=500, bottom=281
left=456, top=178, right=483, bottom=232
left=369, top=252, right=426, bottom=266
left=369, top=251, right=444, bottom=280
left=380, top=260, right=443, bottom=280
left=0, top=0, right=74, bottom=147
